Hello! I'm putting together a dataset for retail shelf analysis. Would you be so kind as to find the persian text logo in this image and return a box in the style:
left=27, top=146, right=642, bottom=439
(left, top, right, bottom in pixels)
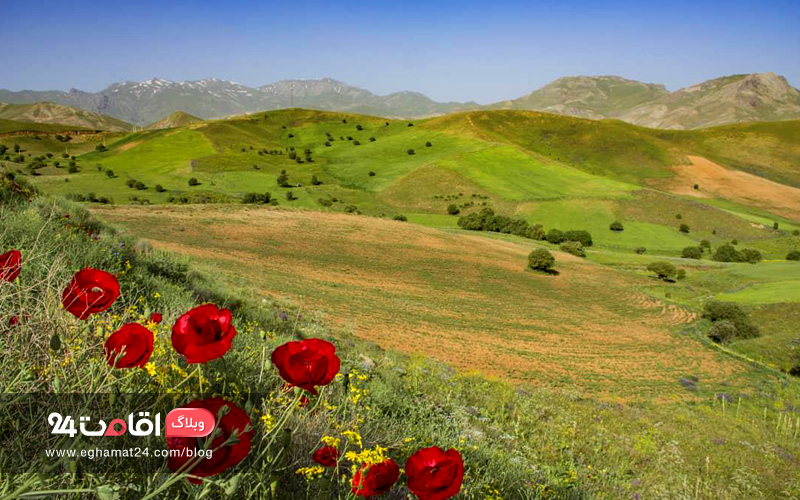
left=47, top=408, right=214, bottom=438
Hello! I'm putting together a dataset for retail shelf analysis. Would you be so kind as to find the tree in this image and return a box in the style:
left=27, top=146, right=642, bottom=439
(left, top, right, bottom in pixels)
left=739, top=248, right=762, bottom=264
left=793, top=230, right=800, bottom=236
left=407, top=123, right=414, bottom=127
left=13, top=144, right=20, bottom=153
left=676, top=269, right=687, bottom=280
left=67, top=165, right=79, bottom=173
left=188, top=178, right=199, bottom=186
left=447, top=204, right=460, bottom=215
left=634, top=246, right=646, bottom=254
left=679, top=223, right=690, bottom=233
left=353, top=140, right=361, bottom=146
left=369, top=137, right=376, bottom=142
left=546, top=229, right=566, bottom=244
left=565, top=230, right=592, bottom=247
left=681, top=246, right=702, bottom=259
left=277, top=171, right=290, bottom=187
left=0, top=145, right=7, bottom=155
left=393, top=214, right=407, bottom=222
left=426, top=141, right=432, bottom=147
left=713, top=244, right=739, bottom=262
left=609, top=221, right=624, bottom=232
left=699, top=240, right=711, bottom=250
left=368, top=171, right=376, bottom=177
left=708, top=320, right=737, bottom=344
left=311, top=175, right=322, bottom=186
left=407, top=149, right=415, bottom=155
left=356, top=124, right=363, bottom=131
left=528, top=249, right=555, bottom=272
left=286, top=191, right=296, bottom=201
left=647, top=261, right=677, bottom=281
left=787, top=250, right=800, bottom=261
left=774, top=222, right=779, bottom=230
left=95, top=144, right=107, bottom=152
left=105, top=170, right=114, bottom=178
left=155, top=184, right=166, bottom=192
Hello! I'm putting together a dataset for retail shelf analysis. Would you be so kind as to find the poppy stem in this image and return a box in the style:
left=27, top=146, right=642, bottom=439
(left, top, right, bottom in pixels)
left=196, top=364, right=203, bottom=394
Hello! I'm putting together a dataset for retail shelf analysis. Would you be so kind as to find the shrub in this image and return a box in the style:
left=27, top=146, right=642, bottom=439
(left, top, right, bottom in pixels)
left=426, top=142, right=432, bottom=147
left=634, top=247, right=647, bottom=254
left=528, top=248, right=555, bottom=272
left=676, top=269, right=686, bottom=280
left=126, top=179, right=136, bottom=188
left=407, top=149, right=415, bottom=155
left=277, top=171, right=290, bottom=187
left=700, top=240, right=711, bottom=250
left=67, top=165, right=79, bottom=173
left=243, top=192, right=271, bottom=204
left=353, top=141, right=361, bottom=146
left=793, top=229, right=800, bottom=236
left=681, top=246, right=702, bottom=259
left=135, top=181, right=147, bottom=190
left=676, top=214, right=682, bottom=219
left=356, top=124, right=363, bottom=131
left=95, top=144, right=107, bottom=152
left=703, top=301, right=759, bottom=339
left=560, top=241, right=585, bottom=257
left=564, top=230, right=592, bottom=247
left=545, top=229, right=566, bottom=245
left=693, top=184, right=699, bottom=190
left=285, top=191, right=296, bottom=201
left=393, top=214, right=408, bottom=222
left=787, top=250, right=800, bottom=261
left=318, top=198, right=333, bottom=207
left=344, top=205, right=359, bottom=214
left=447, top=204, right=460, bottom=215
left=708, top=320, right=738, bottom=344
left=774, top=222, right=779, bottom=230
left=368, top=171, right=376, bottom=177
left=679, top=223, right=690, bottom=233
left=105, top=170, right=114, bottom=178
left=311, top=175, right=322, bottom=186
left=646, top=261, right=677, bottom=281
left=188, top=178, right=199, bottom=186
left=526, top=225, right=546, bottom=240
left=609, top=221, right=624, bottom=232
left=407, top=123, right=414, bottom=127
left=155, top=184, right=166, bottom=193
left=324, top=141, right=331, bottom=146
left=369, top=137, right=376, bottom=142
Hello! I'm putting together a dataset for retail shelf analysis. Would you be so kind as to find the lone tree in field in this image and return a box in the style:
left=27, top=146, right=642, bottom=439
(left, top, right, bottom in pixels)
left=188, top=178, right=199, bottom=187
left=609, top=221, right=624, bottom=232
left=528, top=248, right=555, bottom=272
left=647, top=261, right=678, bottom=281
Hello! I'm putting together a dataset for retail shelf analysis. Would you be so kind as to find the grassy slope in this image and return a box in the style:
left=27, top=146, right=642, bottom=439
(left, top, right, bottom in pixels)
left=0, top=102, right=134, bottom=132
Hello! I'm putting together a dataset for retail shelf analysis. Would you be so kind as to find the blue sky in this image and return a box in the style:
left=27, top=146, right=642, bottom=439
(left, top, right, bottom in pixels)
left=1, top=0, right=798, bottom=103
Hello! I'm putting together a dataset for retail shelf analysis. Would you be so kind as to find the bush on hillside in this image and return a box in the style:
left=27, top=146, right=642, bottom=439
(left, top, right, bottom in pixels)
left=634, top=246, right=647, bottom=254
left=447, top=204, right=460, bottom=215
left=311, top=175, right=322, bottom=186
left=67, top=165, right=78, bottom=174
left=708, top=320, right=738, bottom=344
left=679, top=223, right=690, bottom=233
left=545, top=229, right=566, bottom=245
left=609, top=221, right=624, bottom=232
left=560, top=241, right=585, bottom=257
left=277, top=171, right=290, bottom=187
left=286, top=191, right=296, bottom=201
left=155, top=184, right=166, bottom=193
left=703, top=301, right=759, bottom=340
left=647, top=261, right=677, bottom=281
left=565, top=230, right=592, bottom=247
left=243, top=192, right=272, bottom=204
left=393, top=214, right=408, bottom=222
left=739, top=248, right=763, bottom=264
left=407, top=149, right=415, bottom=155
left=787, top=250, right=800, bottom=261
left=713, top=244, right=762, bottom=264
left=426, top=141, right=432, bottom=147
left=188, top=178, right=199, bottom=187
left=793, top=229, right=800, bottom=236
left=105, top=170, right=115, bottom=178
left=528, top=248, right=555, bottom=272
left=700, top=240, right=711, bottom=250
left=681, top=246, right=703, bottom=259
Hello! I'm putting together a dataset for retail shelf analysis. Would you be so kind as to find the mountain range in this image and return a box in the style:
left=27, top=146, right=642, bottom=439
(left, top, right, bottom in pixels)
left=1, top=73, right=799, bottom=129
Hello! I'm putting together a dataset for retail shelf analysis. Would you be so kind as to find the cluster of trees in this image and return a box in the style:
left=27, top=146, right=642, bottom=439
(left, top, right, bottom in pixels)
left=712, top=244, right=762, bottom=264
left=126, top=179, right=147, bottom=190
left=545, top=229, right=593, bottom=247
left=458, top=208, right=545, bottom=240
left=54, top=134, right=72, bottom=142
left=703, top=301, right=759, bottom=343
left=242, top=192, right=274, bottom=204
left=67, top=193, right=113, bottom=204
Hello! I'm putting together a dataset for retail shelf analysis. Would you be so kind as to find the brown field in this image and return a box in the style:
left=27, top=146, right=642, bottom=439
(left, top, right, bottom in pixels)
left=658, top=156, right=800, bottom=222
left=93, top=205, right=753, bottom=401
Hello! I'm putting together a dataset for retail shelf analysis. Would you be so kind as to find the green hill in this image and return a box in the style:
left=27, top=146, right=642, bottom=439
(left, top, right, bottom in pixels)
left=145, top=110, right=203, bottom=130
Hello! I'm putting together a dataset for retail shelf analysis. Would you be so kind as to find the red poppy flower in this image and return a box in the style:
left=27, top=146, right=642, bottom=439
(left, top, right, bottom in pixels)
left=405, top=447, right=464, bottom=500
left=0, top=250, right=22, bottom=282
left=150, top=312, right=163, bottom=324
left=271, top=339, right=340, bottom=395
left=171, top=304, right=237, bottom=364
left=312, top=445, right=339, bottom=467
left=9, top=315, right=19, bottom=326
left=61, top=268, right=120, bottom=320
left=104, top=323, right=154, bottom=368
left=351, top=459, right=400, bottom=497
left=167, top=398, right=252, bottom=483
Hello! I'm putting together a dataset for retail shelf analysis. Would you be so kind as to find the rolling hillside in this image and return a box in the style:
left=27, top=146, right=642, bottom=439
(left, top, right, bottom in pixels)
left=145, top=110, right=202, bottom=130
left=0, top=102, right=133, bottom=131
